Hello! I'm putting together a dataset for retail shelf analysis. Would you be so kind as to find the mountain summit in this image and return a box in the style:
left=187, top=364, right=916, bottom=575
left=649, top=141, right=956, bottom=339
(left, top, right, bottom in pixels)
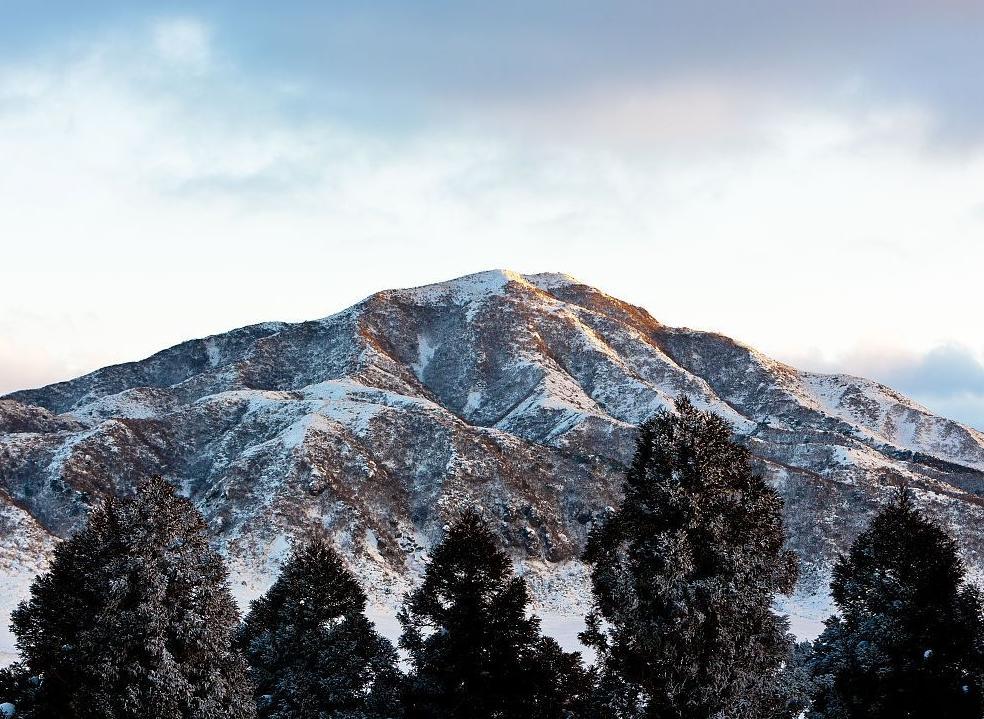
left=3, top=270, right=983, bottom=646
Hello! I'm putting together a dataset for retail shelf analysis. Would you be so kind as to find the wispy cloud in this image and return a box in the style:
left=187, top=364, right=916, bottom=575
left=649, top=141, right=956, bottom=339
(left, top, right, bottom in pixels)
left=7, top=3, right=984, bottom=149
left=879, top=345, right=984, bottom=399
left=152, top=18, right=211, bottom=71
left=788, top=345, right=984, bottom=430
left=109, top=1, right=984, bottom=150
left=0, top=5, right=982, bottom=413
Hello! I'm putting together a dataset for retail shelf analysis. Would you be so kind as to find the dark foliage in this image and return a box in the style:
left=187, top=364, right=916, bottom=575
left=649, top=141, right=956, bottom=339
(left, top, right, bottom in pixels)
left=808, top=486, right=984, bottom=718
left=237, top=535, right=403, bottom=718
left=10, top=476, right=254, bottom=719
left=783, top=641, right=818, bottom=717
left=0, top=662, right=38, bottom=717
left=399, top=509, right=591, bottom=718
left=581, top=397, right=799, bottom=719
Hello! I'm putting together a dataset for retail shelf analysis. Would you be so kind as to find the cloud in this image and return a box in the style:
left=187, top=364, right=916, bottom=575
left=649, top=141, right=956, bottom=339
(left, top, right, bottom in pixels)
left=0, top=7, right=983, bottom=414
left=866, top=347, right=984, bottom=431
left=152, top=18, right=211, bottom=71
left=123, top=0, right=982, bottom=150
left=790, top=345, right=984, bottom=430
left=8, top=2, right=984, bottom=149
left=880, top=345, right=984, bottom=398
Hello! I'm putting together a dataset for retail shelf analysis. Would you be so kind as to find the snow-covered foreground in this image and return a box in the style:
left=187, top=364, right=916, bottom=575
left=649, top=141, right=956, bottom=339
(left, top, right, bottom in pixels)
left=1, top=539, right=830, bottom=670
left=537, top=613, right=593, bottom=659
left=364, top=604, right=827, bottom=666
left=0, top=603, right=598, bottom=668
left=777, top=594, right=830, bottom=642
left=1, top=637, right=18, bottom=667
left=2, top=546, right=829, bottom=669
left=0, top=598, right=828, bottom=669
left=0, top=569, right=34, bottom=667
left=366, top=607, right=597, bottom=664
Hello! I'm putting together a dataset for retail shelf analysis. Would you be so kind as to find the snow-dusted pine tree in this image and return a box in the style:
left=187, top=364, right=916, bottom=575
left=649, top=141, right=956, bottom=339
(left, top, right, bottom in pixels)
left=237, top=535, right=403, bottom=718
left=399, top=509, right=591, bottom=719
left=808, top=486, right=984, bottom=718
left=11, top=476, right=255, bottom=719
left=581, top=397, right=799, bottom=719
left=0, top=662, right=35, bottom=717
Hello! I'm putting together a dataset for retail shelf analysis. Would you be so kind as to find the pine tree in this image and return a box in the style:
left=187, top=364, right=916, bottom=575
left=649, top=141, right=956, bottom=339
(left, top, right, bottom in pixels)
left=782, top=641, right=818, bottom=718
left=581, top=397, right=799, bottom=719
left=807, top=486, right=984, bottom=718
left=11, top=476, right=255, bottom=719
left=237, top=534, right=403, bottom=718
left=399, top=509, right=591, bottom=719
left=0, top=662, right=36, bottom=718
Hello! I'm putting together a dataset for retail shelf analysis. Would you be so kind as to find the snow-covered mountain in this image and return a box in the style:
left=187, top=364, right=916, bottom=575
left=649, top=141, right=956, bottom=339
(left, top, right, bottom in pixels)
left=3, top=269, right=984, bottom=652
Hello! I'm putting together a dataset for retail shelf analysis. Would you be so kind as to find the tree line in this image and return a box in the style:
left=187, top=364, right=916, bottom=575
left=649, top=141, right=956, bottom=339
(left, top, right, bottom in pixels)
left=2, top=397, right=983, bottom=718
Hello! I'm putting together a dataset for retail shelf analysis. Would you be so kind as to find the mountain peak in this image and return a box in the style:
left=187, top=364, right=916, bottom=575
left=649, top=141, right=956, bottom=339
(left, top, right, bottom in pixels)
left=392, top=269, right=582, bottom=307
left=522, top=271, right=582, bottom=290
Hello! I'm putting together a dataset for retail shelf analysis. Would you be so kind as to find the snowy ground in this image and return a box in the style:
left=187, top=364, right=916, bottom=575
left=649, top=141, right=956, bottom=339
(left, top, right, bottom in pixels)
left=1, top=632, right=19, bottom=666
left=0, top=569, right=35, bottom=667
left=0, top=602, right=826, bottom=669
left=776, top=592, right=831, bottom=642
left=0, top=602, right=597, bottom=668
left=366, top=604, right=825, bottom=665
left=1, top=609, right=23, bottom=667
left=1, top=569, right=829, bottom=669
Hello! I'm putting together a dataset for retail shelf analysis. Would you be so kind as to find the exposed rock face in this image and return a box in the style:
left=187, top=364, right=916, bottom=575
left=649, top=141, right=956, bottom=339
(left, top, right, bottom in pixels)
left=3, top=270, right=983, bottom=620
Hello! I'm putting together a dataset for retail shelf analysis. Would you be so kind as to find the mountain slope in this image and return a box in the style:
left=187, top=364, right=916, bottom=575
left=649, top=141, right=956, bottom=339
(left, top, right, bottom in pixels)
left=3, top=269, right=983, bottom=638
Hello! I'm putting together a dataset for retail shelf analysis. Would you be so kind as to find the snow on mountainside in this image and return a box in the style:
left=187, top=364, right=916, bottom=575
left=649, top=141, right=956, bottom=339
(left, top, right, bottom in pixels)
left=2, top=269, right=984, bottom=655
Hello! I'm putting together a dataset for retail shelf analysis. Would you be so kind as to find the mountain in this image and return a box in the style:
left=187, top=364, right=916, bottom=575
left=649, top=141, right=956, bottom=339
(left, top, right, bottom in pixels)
left=3, top=269, right=984, bottom=655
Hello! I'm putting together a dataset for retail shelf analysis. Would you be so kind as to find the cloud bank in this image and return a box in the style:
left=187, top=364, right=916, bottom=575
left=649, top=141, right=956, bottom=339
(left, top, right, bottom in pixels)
left=789, top=345, right=984, bottom=431
left=0, top=4, right=982, bottom=431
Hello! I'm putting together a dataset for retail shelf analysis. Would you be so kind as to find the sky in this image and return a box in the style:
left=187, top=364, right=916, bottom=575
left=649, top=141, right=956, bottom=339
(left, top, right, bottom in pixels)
left=0, top=1, right=982, bottom=429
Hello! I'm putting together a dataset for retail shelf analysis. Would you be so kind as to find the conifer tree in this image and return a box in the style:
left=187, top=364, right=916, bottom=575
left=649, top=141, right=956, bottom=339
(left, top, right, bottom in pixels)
left=581, top=397, right=799, bottom=719
left=399, top=509, right=590, bottom=719
left=237, top=535, right=403, bottom=718
left=11, top=476, right=255, bottom=719
left=0, top=662, right=36, bottom=718
left=807, top=486, right=984, bottom=718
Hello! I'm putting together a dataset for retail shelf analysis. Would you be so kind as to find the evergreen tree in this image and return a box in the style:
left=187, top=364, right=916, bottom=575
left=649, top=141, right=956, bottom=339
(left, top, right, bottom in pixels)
left=782, top=641, right=818, bottom=718
left=808, top=486, right=984, bottom=718
left=237, top=535, right=403, bottom=718
left=0, top=662, right=37, bottom=718
left=11, top=476, right=255, bottom=719
left=581, top=397, right=799, bottom=719
left=399, top=509, right=590, bottom=719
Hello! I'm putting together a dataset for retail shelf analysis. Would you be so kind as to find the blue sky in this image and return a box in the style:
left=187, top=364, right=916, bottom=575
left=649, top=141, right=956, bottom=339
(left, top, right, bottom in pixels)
left=1, top=1, right=982, bottom=428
